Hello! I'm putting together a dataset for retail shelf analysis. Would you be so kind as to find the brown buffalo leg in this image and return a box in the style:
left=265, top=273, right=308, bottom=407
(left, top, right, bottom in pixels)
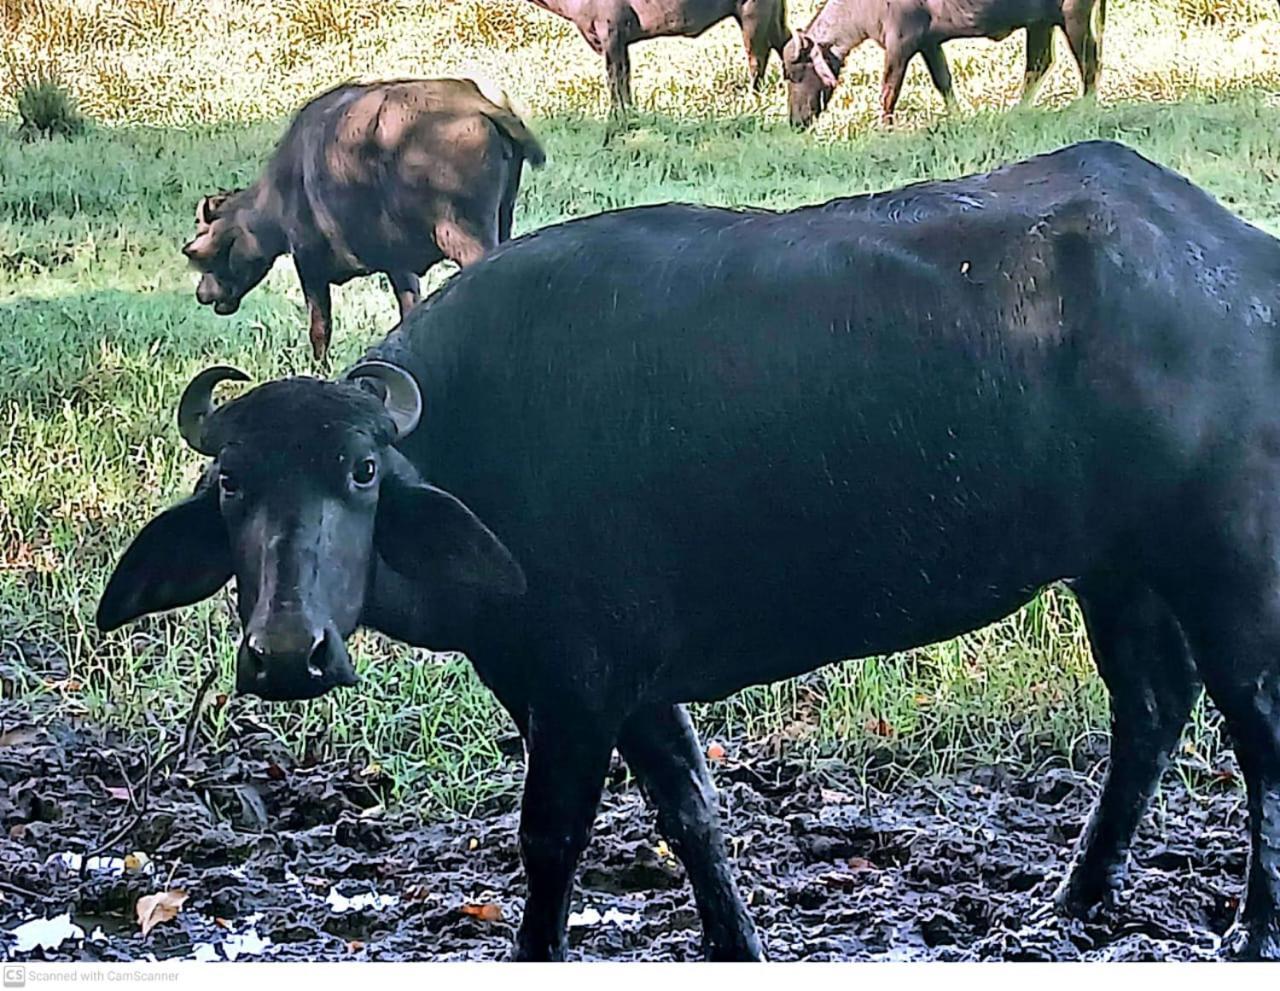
left=619, top=704, right=764, bottom=960
left=387, top=271, right=421, bottom=320
left=435, top=218, right=491, bottom=269
left=513, top=708, right=615, bottom=961
left=920, top=43, right=959, bottom=113
left=737, top=2, right=775, bottom=90
left=1063, top=2, right=1102, bottom=96
left=300, top=279, right=332, bottom=363
left=605, top=35, right=632, bottom=114
left=880, top=45, right=914, bottom=125
left=1021, top=22, right=1055, bottom=106
left=1054, top=574, right=1200, bottom=916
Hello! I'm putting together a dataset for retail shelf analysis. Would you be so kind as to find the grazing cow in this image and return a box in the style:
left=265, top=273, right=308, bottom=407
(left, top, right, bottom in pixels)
left=182, top=78, right=545, bottom=362
left=100, top=142, right=1280, bottom=961
left=784, top=0, right=1105, bottom=127
left=525, top=0, right=790, bottom=112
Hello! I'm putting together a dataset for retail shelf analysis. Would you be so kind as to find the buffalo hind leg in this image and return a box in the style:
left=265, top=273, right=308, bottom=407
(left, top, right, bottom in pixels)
left=1055, top=574, right=1200, bottom=916
left=435, top=217, right=492, bottom=269
left=513, top=708, right=615, bottom=961
left=1062, top=1, right=1103, bottom=96
left=1021, top=22, right=1055, bottom=106
left=387, top=271, right=421, bottom=321
left=919, top=43, right=959, bottom=113
left=605, top=36, right=633, bottom=115
left=618, top=704, right=764, bottom=961
left=1167, top=585, right=1280, bottom=958
left=737, top=0, right=784, bottom=91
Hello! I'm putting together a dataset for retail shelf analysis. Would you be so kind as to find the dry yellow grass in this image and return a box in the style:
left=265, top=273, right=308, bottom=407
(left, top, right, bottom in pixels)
left=2, top=0, right=1276, bottom=130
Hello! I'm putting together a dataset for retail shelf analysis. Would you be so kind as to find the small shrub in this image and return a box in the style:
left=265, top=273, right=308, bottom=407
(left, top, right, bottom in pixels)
left=1174, top=0, right=1269, bottom=25
left=16, top=75, right=85, bottom=139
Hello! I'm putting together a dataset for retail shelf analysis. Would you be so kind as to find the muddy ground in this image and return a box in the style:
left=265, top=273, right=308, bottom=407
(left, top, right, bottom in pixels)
left=0, top=648, right=1248, bottom=962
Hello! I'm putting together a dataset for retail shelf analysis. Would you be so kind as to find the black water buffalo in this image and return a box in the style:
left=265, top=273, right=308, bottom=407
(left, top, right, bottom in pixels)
left=525, top=0, right=790, bottom=112
left=784, top=0, right=1104, bottom=126
left=100, top=141, right=1280, bottom=961
left=183, top=78, right=545, bottom=362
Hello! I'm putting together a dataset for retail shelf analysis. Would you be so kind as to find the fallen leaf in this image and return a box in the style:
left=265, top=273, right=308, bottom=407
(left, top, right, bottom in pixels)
left=0, top=727, right=41, bottom=747
left=467, top=837, right=479, bottom=851
left=706, top=741, right=726, bottom=763
left=265, top=762, right=286, bottom=781
left=214, top=693, right=229, bottom=709
left=136, top=889, right=189, bottom=937
left=346, top=939, right=365, bottom=953
left=865, top=717, right=895, bottom=738
left=105, top=786, right=132, bottom=802
left=460, top=902, right=503, bottom=923
left=359, top=761, right=383, bottom=778
left=213, top=918, right=232, bottom=930
left=404, top=884, right=431, bottom=902
left=302, top=875, right=329, bottom=890
left=655, top=840, right=673, bottom=861
left=820, top=788, right=855, bottom=805
left=9, top=824, right=26, bottom=840
left=848, top=856, right=876, bottom=872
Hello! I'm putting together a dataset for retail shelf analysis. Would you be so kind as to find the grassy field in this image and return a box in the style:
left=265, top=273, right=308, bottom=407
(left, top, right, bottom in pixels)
left=1, top=0, right=1277, bottom=816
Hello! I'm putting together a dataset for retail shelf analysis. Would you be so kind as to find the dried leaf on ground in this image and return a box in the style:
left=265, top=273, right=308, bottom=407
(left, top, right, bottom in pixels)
left=459, top=902, right=503, bottom=922
left=137, top=889, right=189, bottom=937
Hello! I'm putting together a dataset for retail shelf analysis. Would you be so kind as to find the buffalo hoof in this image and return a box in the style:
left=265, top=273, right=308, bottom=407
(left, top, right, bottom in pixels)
left=1050, top=867, right=1122, bottom=921
left=1221, top=921, right=1280, bottom=961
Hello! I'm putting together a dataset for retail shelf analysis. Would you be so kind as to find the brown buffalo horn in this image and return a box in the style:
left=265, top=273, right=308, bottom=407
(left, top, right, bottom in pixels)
left=792, top=28, right=811, bottom=56
left=812, top=44, right=839, bottom=88
left=177, top=366, right=250, bottom=454
left=346, top=360, right=423, bottom=440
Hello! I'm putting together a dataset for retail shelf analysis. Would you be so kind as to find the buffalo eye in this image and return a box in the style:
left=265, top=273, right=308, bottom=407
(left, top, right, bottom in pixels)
left=218, top=470, right=241, bottom=498
left=352, top=458, right=377, bottom=487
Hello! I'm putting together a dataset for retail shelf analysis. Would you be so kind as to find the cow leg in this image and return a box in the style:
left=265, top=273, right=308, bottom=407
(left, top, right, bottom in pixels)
left=1062, top=2, right=1102, bottom=97
left=919, top=43, right=959, bottom=113
left=300, top=278, right=332, bottom=363
left=513, top=708, right=615, bottom=961
left=1021, top=22, right=1055, bottom=106
left=879, top=46, right=914, bottom=126
left=1054, top=574, right=1200, bottom=917
left=387, top=271, right=420, bottom=321
left=434, top=217, right=492, bottom=269
left=618, top=704, right=764, bottom=961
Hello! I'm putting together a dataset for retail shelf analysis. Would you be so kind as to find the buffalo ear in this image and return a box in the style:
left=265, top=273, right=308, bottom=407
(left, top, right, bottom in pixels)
left=96, top=485, right=232, bottom=632
left=375, top=479, right=526, bottom=597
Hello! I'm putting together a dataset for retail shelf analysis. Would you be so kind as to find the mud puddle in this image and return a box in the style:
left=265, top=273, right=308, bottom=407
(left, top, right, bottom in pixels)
left=0, top=670, right=1248, bottom=961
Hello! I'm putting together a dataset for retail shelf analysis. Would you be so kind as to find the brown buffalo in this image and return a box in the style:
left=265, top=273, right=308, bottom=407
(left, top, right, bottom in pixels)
left=526, top=0, right=789, bottom=112
left=183, top=78, right=545, bottom=361
left=784, top=0, right=1105, bottom=127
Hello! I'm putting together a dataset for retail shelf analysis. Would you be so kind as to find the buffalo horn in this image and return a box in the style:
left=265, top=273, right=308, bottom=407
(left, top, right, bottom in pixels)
left=177, top=365, right=249, bottom=454
left=347, top=360, right=423, bottom=440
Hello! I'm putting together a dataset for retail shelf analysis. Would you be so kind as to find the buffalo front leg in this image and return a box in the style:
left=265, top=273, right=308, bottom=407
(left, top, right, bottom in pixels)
left=736, top=2, right=778, bottom=90
left=919, top=43, right=959, bottom=113
left=1055, top=575, right=1200, bottom=916
left=387, top=271, right=421, bottom=321
left=618, top=704, right=764, bottom=960
left=300, top=278, right=333, bottom=364
left=513, top=709, right=614, bottom=961
left=879, top=46, right=914, bottom=125
left=1021, top=22, right=1055, bottom=106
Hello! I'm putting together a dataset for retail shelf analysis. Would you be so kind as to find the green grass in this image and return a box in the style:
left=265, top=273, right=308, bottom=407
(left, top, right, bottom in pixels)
left=1, top=0, right=1275, bottom=815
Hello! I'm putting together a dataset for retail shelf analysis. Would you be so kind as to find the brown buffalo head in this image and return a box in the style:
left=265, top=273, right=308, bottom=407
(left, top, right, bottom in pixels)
left=182, top=191, right=280, bottom=316
left=783, top=30, right=842, bottom=128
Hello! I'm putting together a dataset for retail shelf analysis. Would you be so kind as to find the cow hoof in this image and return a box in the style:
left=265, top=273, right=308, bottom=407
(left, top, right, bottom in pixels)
left=1221, top=922, right=1280, bottom=961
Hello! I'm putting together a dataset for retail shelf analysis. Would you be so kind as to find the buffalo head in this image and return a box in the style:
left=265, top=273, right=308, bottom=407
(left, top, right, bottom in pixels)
left=783, top=30, right=841, bottom=128
left=96, top=362, right=526, bottom=701
left=182, top=192, right=279, bottom=317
